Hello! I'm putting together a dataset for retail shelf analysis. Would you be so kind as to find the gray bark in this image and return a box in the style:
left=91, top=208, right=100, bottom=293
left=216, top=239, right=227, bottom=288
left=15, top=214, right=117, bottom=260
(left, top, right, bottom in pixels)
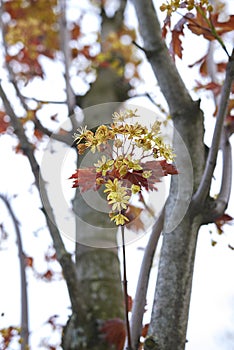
left=62, top=2, right=129, bottom=348
left=131, top=1, right=206, bottom=349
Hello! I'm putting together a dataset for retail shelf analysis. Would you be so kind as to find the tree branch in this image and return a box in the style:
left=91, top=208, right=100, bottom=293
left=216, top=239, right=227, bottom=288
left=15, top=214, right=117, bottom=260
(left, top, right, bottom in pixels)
left=130, top=206, right=165, bottom=349
left=33, top=116, right=73, bottom=145
left=0, top=82, right=80, bottom=312
left=192, top=49, right=234, bottom=207
left=204, top=128, right=232, bottom=222
left=131, top=0, right=194, bottom=116
left=0, top=10, right=73, bottom=147
left=58, top=0, right=77, bottom=119
left=0, top=194, right=29, bottom=350
left=218, top=129, right=232, bottom=206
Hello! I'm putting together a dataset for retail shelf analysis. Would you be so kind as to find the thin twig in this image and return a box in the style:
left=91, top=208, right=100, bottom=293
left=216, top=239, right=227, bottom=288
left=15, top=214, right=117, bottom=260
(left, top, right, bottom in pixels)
left=209, top=128, right=232, bottom=220
left=121, top=225, right=132, bottom=350
left=0, top=82, right=80, bottom=312
left=130, top=206, right=165, bottom=349
left=192, top=49, right=234, bottom=207
left=0, top=194, right=29, bottom=350
left=58, top=0, right=76, bottom=118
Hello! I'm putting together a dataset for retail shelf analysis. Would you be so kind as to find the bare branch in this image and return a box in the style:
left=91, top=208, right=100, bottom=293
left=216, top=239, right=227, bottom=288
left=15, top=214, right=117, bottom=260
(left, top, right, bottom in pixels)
left=0, top=12, right=73, bottom=146
left=58, top=0, right=76, bottom=117
left=33, top=116, right=73, bottom=145
left=219, top=130, right=232, bottom=205
left=0, top=82, right=80, bottom=312
left=131, top=0, right=193, bottom=116
left=130, top=206, right=165, bottom=349
left=207, top=128, right=232, bottom=221
left=193, top=49, right=234, bottom=207
left=0, top=194, right=29, bottom=350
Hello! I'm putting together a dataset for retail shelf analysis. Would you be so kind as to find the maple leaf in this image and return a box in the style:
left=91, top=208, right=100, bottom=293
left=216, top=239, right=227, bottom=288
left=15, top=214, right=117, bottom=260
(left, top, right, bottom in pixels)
left=211, top=14, right=234, bottom=36
left=194, top=81, right=222, bottom=97
left=186, top=8, right=215, bottom=41
left=69, top=167, right=99, bottom=191
left=158, top=159, right=178, bottom=175
left=99, top=318, right=126, bottom=350
left=187, top=8, right=234, bottom=42
left=169, top=15, right=192, bottom=59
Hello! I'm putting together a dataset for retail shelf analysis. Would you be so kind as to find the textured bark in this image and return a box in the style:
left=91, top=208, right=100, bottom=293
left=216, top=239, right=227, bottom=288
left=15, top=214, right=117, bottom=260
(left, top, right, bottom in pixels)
left=62, top=3, right=128, bottom=349
left=146, top=104, right=205, bottom=350
left=131, top=1, right=206, bottom=349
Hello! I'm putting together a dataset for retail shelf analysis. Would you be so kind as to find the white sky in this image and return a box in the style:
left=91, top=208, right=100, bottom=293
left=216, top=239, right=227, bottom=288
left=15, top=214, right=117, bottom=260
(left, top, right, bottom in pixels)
left=0, top=1, right=234, bottom=349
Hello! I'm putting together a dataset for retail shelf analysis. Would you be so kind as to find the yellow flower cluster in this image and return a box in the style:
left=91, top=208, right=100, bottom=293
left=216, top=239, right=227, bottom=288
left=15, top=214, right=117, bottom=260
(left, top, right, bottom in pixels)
left=160, top=0, right=213, bottom=14
left=104, top=179, right=130, bottom=225
left=73, top=109, right=174, bottom=225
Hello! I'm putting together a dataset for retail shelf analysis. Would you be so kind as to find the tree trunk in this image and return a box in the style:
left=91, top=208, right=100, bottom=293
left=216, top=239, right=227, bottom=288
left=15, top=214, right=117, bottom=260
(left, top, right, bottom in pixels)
left=62, top=3, right=129, bottom=348
left=145, top=103, right=205, bottom=350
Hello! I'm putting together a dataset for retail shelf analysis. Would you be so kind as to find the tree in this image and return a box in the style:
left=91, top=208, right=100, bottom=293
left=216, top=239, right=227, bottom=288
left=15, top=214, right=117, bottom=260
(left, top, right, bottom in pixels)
left=0, top=1, right=233, bottom=350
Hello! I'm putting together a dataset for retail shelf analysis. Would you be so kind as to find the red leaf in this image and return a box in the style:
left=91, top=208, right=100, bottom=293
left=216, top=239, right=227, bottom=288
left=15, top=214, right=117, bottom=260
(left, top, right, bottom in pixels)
left=195, top=81, right=222, bottom=96
left=24, top=256, right=34, bottom=267
left=71, top=24, right=81, bottom=40
left=99, top=318, right=126, bottom=350
left=187, top=9, right=214, bottom=40
left=69, top=167, right=98, bottom=191
left=34, top=128, right=44, bottom=140
left=169, top=13, right=194, bottom=59
left=212, top=14, right=234, bottom=36
left=42, top=269, right=53, bottom=281
left=215, top=213, right=233, bottom=234
left=141, top=323, right=149, bottom=338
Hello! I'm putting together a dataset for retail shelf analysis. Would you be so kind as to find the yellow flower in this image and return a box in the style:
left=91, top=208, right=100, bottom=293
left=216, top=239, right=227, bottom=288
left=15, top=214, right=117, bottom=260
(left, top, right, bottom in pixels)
left=112, top=111, right=126, bottom=123
left=131, top=184, right=141, bottom=194
left=114, top=155, right=142, bottom=176
left=104, top=178, right=121, bottom=194
left=94, top=156, right=114, bottom=176
left=108, top=190, right=130, bottom=211
left=142, top=170, right=152, bottom=179
left=125, top=123, right=148, bottom=139
left=151, top=121, right=161, bottom=135
left=104, top=179, right=130, bottom=212
left=95, top=125, right=114, bottom=143
left=114, top=139, right=123, bottom=148
left=73, top=125, right=89, bottom=143
left=110, top=213, right=129, bottom=225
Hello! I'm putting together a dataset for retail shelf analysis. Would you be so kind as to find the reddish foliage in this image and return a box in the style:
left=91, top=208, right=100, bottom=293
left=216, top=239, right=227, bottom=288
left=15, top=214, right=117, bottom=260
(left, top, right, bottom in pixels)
left=0, top=111, right=9, bottom=134
left=69, top=167, right=99, bottom=191
left=24, top=256, right=34, bottom=267
left=211, top=14, right=234, bottom=36
left=34, top=128, right=44, bottom=141
left=125, top=205, right=144, bottom=232
left=195, top=81, right=222, bottom=96
left=169, top=15, right=193, bottom=59
left=141, top=323, right=149, bottom=338
left=99, top=318, right=126, bottom=350
left=42, top=269, right=54, bottom=281
left=215, top=213, right=233, bottom=234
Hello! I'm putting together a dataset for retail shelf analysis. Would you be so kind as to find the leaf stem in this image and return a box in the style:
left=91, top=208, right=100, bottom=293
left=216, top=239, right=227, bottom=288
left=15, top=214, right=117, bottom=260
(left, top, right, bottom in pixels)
left=121, top=225, right=132, bottom=350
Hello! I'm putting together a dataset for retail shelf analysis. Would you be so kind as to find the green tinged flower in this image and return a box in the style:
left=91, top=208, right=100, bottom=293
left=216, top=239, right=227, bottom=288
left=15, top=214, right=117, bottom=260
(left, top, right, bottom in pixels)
left=94, top=156, right=114, bottom=176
